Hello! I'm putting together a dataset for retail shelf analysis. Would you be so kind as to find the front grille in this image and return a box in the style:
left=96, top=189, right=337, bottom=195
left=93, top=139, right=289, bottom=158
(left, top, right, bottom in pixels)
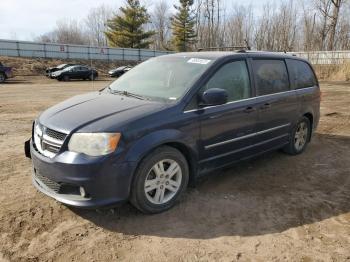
left=34, top=170, right=82, bottom=197
left=33, top=123, right=68, bottom=158
left=34, top=171, right=61, bottom=193
left=46, top=128, right=67, bottom=141
left=42, top=142, right=60, bottom=153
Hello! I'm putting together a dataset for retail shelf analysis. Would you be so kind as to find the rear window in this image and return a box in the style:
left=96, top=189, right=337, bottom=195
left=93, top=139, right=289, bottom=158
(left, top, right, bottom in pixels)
left=286, top=59, right=317, bottom=89
left=253, top=60, right=290, bottom=96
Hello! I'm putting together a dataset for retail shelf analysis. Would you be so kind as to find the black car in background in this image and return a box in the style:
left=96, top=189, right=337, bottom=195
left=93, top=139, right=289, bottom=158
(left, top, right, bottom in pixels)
left=51, top=65, right=98, bottom=81
left=46, top=64, right=76, bottom=78
left=108, top=65, right=132, bottom=78
left=0, top=62, right=13, bottom=83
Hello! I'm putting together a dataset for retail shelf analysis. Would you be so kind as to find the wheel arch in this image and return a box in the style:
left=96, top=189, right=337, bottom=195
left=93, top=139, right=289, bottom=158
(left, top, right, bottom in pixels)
left=124, top=129, right=199, bottom=187
left=303, top=112, right=314, bottom=141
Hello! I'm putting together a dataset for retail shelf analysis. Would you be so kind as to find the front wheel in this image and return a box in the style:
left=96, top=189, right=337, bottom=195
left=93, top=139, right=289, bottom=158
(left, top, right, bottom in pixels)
left=283, top=117, right=311, bottom=155
left=130, top=146, right=189, bottom=214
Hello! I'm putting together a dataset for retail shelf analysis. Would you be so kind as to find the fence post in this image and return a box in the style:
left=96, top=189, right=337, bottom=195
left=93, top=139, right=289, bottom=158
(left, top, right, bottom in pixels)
left=122, top=48, right=125, bottom=61
left=66, top=45, right=69, bottom=59
left=88, top=46, right=90, bottom=60
left=16, top=41, right=20, bottom=57
left=107, top=47, right=109, bottom=62
left=43, top=43, right=47, bottom=58
left=138, top=49, right=141, bottom=61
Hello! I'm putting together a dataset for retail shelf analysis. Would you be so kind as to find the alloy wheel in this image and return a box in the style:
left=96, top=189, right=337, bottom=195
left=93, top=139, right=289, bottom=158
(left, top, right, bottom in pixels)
left=144, top=159, right=182, bottom=205
left=294, top=121, right=308, bottom=151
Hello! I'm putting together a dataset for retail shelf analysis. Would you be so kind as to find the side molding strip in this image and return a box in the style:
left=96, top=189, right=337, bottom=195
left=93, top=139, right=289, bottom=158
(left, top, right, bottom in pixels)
left=204, top=123, right=291, bottom=150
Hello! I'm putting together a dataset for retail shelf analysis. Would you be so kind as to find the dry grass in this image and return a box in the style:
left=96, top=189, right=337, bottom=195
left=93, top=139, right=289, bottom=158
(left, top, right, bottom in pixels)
left=314, top=63, right=350, bottom=81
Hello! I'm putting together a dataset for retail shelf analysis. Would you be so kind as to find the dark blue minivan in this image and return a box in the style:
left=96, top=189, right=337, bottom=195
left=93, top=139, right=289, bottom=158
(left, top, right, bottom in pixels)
left=25, top=51, right=320, bottom=213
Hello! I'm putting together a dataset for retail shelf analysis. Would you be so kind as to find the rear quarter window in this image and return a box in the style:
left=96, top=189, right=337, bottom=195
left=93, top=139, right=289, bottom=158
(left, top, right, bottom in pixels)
left=252, top=60, right=290, bottom=96
left=286, top=59, right=317, bottom=89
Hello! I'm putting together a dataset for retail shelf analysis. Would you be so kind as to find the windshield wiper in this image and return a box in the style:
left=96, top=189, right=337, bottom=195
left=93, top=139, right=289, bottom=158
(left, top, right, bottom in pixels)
left=110, top=90, right=149, bottom=100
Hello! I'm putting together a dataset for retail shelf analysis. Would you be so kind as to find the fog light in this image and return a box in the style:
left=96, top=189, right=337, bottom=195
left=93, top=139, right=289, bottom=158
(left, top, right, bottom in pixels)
left=79, top=187, right=86, bottom=197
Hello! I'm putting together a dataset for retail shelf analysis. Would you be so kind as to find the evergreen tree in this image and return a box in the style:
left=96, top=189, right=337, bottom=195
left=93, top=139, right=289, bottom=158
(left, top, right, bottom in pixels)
left=105, top=0, right=154, bottom=48
left=171, top=0, right=197, bottom=51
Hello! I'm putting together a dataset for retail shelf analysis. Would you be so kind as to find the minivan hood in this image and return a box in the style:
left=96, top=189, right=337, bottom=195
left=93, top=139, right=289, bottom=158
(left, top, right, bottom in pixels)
left=38, top=92, right=165, bottom=133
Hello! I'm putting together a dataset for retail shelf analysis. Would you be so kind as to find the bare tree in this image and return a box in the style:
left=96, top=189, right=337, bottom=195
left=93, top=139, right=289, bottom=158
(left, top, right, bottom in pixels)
left=301, top=2, right=317, bottom=51
left=327, top=0, right=344, bottom=50
left=225, top=5, right=254, bottom=47
left=35, top=19, right=89, bottom=45
left=151, top=0, right=171, bottom=50
left=84, top=5, right=112, bottom=47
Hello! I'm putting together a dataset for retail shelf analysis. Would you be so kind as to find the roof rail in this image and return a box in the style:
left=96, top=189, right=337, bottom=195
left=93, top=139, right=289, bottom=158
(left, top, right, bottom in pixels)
left=197, top=45, right=251, bottom=52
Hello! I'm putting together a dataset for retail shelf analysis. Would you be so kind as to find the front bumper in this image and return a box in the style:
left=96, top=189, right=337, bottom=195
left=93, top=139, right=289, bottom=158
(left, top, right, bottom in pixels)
left=29, top=139, right=136, bottom=208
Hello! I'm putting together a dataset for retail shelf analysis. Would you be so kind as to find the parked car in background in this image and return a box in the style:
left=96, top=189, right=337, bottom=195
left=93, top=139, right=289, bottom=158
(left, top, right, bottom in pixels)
left=25, top=51, right=320, bottom=214
left=0, top=62, right=13, bottom=83
left=108, top=65, right=132, bottom=78
left=52, top=65, right=98, bottom=81
left=46, top=64, right=76, bottom=78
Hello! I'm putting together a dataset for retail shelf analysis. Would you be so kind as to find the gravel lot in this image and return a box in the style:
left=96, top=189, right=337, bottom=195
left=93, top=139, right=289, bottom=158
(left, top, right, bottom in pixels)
left=0, top=77, right=349, bottom=261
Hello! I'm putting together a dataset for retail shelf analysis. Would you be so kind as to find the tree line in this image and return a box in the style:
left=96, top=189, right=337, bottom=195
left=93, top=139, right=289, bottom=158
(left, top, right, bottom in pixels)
left=35, top=0, right=350, bottom=52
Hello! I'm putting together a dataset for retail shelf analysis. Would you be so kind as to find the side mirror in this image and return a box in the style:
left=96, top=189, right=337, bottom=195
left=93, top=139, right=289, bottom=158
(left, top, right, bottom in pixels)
left=199, top=88, right=228, bottom=107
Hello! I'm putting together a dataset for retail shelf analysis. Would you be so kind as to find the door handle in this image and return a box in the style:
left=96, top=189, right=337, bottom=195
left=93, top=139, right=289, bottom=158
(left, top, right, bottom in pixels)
left=260, top=103, right=271, bottom=110
left=243, top=106, right=256, bottom=113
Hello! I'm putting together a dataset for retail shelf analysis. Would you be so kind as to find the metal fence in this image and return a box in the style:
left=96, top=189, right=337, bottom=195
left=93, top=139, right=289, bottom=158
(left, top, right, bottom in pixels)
left=0, top=39, right=173, bottom=61
left=1, top=39, right=350, bottom=65
left=289, top=51, right=350, bottom=65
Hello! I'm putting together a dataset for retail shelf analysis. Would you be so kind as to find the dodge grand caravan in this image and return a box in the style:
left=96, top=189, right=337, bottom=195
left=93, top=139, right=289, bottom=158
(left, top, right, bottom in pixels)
left=25, top=51, right=320, bottom=213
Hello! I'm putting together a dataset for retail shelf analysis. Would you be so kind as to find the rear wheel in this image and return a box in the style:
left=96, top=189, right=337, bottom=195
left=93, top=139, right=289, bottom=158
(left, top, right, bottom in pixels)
left=89, top=74, right=95, bottom=81
left=130, top=146, right=189, bottom=214
left=0, top=73, right=5, bottom=83
left=283, top=116, right=311, bottom=155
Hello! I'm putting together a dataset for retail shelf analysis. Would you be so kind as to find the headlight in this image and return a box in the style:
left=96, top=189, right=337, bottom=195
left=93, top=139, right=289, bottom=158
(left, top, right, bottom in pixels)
left=68, top=133, right=121, bottom=156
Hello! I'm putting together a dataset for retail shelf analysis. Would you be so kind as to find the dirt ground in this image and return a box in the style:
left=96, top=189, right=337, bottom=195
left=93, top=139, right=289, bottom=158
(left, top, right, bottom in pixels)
left=0, top=77, right=349, bottom=262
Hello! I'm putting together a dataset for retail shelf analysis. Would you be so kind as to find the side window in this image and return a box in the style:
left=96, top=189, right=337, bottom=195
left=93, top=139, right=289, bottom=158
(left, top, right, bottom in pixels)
left=202, top=60, right=251, bottom=102
left=253, top=60, right=289, bottom=96
left=286, top=59, right=317, bottom=89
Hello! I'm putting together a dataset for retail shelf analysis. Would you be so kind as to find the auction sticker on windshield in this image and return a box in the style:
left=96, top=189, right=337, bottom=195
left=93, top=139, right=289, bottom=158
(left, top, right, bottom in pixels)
left=187, top=58, right=211, bottom=65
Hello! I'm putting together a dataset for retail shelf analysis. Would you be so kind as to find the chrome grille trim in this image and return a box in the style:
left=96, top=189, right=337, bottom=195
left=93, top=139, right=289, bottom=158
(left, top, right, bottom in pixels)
left=33, top=123, right=68, bottom=158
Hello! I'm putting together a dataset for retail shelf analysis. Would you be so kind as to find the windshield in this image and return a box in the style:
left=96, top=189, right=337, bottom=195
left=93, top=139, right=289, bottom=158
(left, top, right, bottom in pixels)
left=63, top=66, right=74, bottom=71
left=108, top=56, right=213, bottom=102
left=57, top=64, right=67, bottom=69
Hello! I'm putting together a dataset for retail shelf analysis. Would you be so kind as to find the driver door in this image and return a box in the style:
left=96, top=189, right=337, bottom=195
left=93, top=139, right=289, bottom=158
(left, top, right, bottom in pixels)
left=198, top=60, right=259, bottom=172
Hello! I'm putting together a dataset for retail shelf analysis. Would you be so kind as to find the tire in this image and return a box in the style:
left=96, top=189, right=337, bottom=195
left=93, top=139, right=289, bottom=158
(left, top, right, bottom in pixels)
left=63, top=75, right=70, bottom=81
left=130, top=146, right=189, bottom=214
left=0, top=73, right=5, bottom=83
left=89, top=74, right=95, bottom=81
left=283, top=116, right=311, bottom=155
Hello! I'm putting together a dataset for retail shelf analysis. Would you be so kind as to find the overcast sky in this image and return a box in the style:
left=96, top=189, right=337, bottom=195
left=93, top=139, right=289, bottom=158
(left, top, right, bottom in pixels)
left=0, top=0, right=271, bottom=41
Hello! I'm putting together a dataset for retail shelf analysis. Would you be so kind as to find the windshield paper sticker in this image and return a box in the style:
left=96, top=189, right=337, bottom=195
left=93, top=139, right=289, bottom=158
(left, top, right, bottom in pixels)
left=187, top=58, right=211, bottom=65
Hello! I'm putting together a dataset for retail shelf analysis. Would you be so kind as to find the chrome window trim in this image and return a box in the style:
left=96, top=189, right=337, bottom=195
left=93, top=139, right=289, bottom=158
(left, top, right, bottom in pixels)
left=204, top=123, right=291, bottom=150
left=183, top=86, right=316, bottom=113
